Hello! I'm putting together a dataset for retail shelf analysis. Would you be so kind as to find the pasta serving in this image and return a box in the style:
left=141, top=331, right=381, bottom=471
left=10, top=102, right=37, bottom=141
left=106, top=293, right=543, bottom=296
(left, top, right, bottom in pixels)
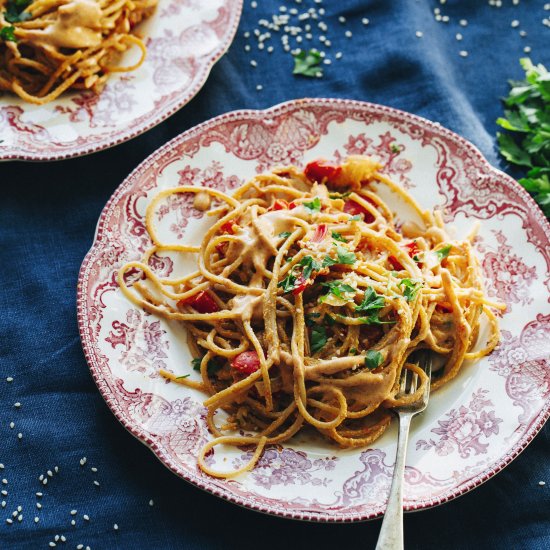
left=0, top=0, right=157, bottom=104
left=118, top=155, right=505, bottom=479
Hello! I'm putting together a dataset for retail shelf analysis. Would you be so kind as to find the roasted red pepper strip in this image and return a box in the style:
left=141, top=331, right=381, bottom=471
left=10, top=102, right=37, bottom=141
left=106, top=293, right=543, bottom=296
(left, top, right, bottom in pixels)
left=177, top=291, right=220, bottom=313
left=270, top=199, right=289, bottom=211
left=388, top=241, right=421, bottom=270
left=231, top=351, right=261, bottom=374
left=304, top=160, right=342, bottom=183
left=311, top=223, right=328, bottom=243
left=288, top=201, right=298, bottom=209
left=220, top=220, right=237, bottom=234
left=343, top=199, right=375, bottom=223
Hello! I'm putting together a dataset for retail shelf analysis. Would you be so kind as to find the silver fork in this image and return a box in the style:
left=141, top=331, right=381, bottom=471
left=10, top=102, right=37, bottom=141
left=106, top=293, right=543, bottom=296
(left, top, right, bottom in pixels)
left=375, top=352, right=432, bottom=550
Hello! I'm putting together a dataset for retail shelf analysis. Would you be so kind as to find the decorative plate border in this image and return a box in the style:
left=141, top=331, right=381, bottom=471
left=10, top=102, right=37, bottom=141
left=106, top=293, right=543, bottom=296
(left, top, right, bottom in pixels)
left=77, top=98, right=550, bottom=522
left=0, top=0, right=243, bottom=162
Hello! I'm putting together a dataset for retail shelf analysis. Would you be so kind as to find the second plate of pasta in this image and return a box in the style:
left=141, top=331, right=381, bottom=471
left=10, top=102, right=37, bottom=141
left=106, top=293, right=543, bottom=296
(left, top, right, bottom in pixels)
left=78, top=98, right=550, bottom=521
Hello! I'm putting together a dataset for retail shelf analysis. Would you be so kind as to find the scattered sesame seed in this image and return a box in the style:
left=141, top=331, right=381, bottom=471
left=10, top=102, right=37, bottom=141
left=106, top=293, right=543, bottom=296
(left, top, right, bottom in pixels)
left=9, top=422, right=14, bottom=429
left=459, top=50, right=468, bottom=57
left=71, top=520, right=76, bottom=526
left=456, top=33, right=463, bottom=41
left=256, top=84, right=263, bottom=91
left=86, top=546, right=91, bottom=550
left=6, top=377, right=13, bottom=382
left=323, top=59, right=331, bottom=65
left=79, top=458, right=87, bottom=466
left=60, top=536, right=66, bottom=542
left=435, top=14, right=442, bottom=21
left=54, top=466, right=59, bottom=473
left=250, top=1, right=257, bottom=8
left=511, top=20, right=520, bottom=28
left=243, top=31, right=250, bottom=38
left=250, top=60, right=257, bottom=67
left=441, top=15, right=449, bottom=23
left=545, top=3, right=550, bottom=9
left=47, top=470, right=53, bottom=477
left=114, top=524, right=119, bottom=531
left=335, top=52, right=342, bottom=59
left=49, top=543, right=56, bottom=548
left=415, top=31, right=423, bottom=38
left=1, top=490, right=7, bottom=496
left=39, top=475, right=44, bottom=481
left=71, top=510, right=77, bottom=515
left=6, top=518, right=12, bottom=525
left=2, top=479, right=7, bottom=485
left=12, top=511, right=17, bottom=518
left=17, top=433, right=23, bottom=440
left=55, top=535, right=60, bottom=542
left=42, top=478, right=48, bottom=485
left=267, top=46, right=274, bottom=52
left=524, top=46, right=531, bottom=53
left=149, top=499, right=154, bottom=507
left=1, top=501, right=5, bottom=508
left=17, top=505, right=21, bottom=512
left=539, top=481, right=546, bottom=486
left=0, top=464, right=3, bottom=469
left=36, top=493, right=42, bottom=497
left=77, top=546, right=83, bottom=550
left=37, top=503, right=42, bottom=509
left=459, top=19, right=468, bottom=27
left=345, top=30, right=352, bottom=38
left=244, top=44, right=250, bottom=52
left=17, top=515, right=22, bottom=522
left=34, top=517, right=39, bottom=523
left=83, top=514, right=90, bottom=521
left=519, top=30, right=527, bottom=37
left=93, top=480, right=99, bottom=487
left=362, top=18, right=369, bottom=25
left=14, top=403, right=21, bottom=408
left=338, top=16, right=346, bottom=23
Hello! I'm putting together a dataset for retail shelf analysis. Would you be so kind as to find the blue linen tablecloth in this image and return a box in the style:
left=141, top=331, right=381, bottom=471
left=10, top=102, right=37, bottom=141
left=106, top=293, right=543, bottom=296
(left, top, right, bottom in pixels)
left=1, top=1, right=549, bottom=548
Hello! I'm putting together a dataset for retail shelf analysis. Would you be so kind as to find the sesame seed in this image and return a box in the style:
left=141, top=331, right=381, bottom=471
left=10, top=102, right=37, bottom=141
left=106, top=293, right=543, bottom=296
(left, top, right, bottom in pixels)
left=524, top=46, right=531, bottom=53
left=83, top=514, right=89, bottom=521
left=0, top=464, right=3, bottom=469
left=244, top=44, right=250, bottom=51
left=345, top=30, right=352, bottom=38
left=39, top=475, right=44, bottom=481
left=511, top=20, right=520, bottom=28
left=54, top=466, right=59, bottom=473
left=14, top=403, right=20, bottom=408
left=1, top=501, right=5, bottom=508
left=520, top=30, right=527, bottom=37
left=250, top=1, right=257, bottom=8
left=456, top=33, right=463, bottom=40
left=71, top=520, right=76, bottom=526
left=267, top=46, right=274, bottom=52
left=37, top=503, right=42, bottom=509
left=323, top=59, right=331, bottom=65
left=114, top=524, right=119, bottom=530
left=441, top=15, right=449, bottom=23
left=2, top=479, right=7, bottom=485
left=1, top=490, right=7, bottom=496
left=250, top=60, right=257, bottom=67
left=335, top=52, right=343, bottom=59
left=149, top=499, right=154, bottom=507
left=77, top=546, right=83, bottom=550
left=61, top=536, right=66, bottom=542
left=49, top=544, right=56, bottom=548
left=545, top=3, right=550, bottom=9
left=17, top=515, right=22, bottom=522
left=362, top=18, right=369, bottom=25
left=415, top=31, right=423, bottom=38
left=435, top=14, right=442, bottom=21
left=17, top=433, right=22, bottom=440
left=459, top=19, right=468, bottom=27
left=34, top=517, right=39, bottom=523
left=86, top=546, right=91, bottom=550
left=47, top=470, right=53, bottom=477
left=42, top=478, right=47, bottom=485
left=6, top=377, right=13, bottom=382
left=539, top=481, right=546, bottom=486
left=55, top=535, right=60, bottom=541
left=80, top=458, right=87, bottom=466
left=256, top=84, right=263, bottom=91
left=6, top=518, right=13, bottom=524
left=459, top=50, right=468, bottom=57
left=338, top=16, right=346, bottom=23
left=12, top=511, right=17, bottom=517
left=243, top=31, right=250, bottom=38
left=71, top=510, right=77, bottom=515
left=36, top=493, right=42, bottom=497
left=17, top=506, right=21, bottom=512
left=9, top=422, right=14, bottom=429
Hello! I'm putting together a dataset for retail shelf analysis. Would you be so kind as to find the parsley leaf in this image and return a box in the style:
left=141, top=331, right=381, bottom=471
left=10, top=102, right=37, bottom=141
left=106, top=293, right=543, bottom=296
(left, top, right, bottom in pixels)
left=324, top=314, right=336, bottom=326
left=355, top=286, right=385, bottom=314
left=399, top=278, right=423, bottom=301
left=365, top=350, right=383, bottom=370
left=349, top=347, right=357, bottom=355
left=435, top=244, right=452, bottom=262
left=390, top=143, right=401, bottom=154
left=303, top=197, right=321, bottom=213
left=299, top=255, right=321, bottom=280
left=292, top=49, right=323, bottom=78
left=336, top=245, right=356, bottom=265
left=192, top=356, right=222, bottom=374
left=278, top=231, right=292, bottom=239
left=278, top=255, right=320, bottom=293
left=310, top=325, right=327, bottom=353
left=305, top=312, right=321, bottom=327
left=278, top=272, right=297, bottom=293
left=4, top=0, right=32, bottom=24
left=322, top=255, right=338, bottom=268
left=191, top=358, right=202, bottom=371
left=331, top=231, right=347, bottom=243
left=320, top=280, right=356, bottom=300
left=497, top=58, right=550, bottom=218
left=0, top=26, right=17, bottom=42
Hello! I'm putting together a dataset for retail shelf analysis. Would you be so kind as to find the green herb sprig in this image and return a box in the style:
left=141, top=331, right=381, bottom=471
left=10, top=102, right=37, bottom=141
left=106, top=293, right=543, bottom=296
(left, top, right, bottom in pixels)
left=293, top=50, right=323, bottom=78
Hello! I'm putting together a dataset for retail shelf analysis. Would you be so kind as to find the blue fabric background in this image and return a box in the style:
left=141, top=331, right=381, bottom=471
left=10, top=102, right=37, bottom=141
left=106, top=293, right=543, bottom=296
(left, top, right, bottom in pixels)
left=1, top=1, right=549, bottom=548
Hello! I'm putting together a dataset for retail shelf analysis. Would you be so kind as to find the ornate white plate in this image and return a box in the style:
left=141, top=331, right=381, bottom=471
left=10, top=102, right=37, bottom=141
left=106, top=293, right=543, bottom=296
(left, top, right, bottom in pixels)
left=0, top=0, right=242, bottom=161
left=77, top=98, right=550, bottom=522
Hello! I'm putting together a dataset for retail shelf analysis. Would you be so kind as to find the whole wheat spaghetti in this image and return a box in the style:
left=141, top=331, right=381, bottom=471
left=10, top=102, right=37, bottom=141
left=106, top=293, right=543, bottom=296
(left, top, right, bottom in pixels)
left=118, top=155, right=504, bottom=478
left=0, top=0, right=156, bottom=105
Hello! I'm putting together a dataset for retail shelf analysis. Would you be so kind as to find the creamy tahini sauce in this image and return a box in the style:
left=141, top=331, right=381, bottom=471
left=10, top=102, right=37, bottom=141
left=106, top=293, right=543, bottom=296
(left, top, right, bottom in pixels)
left=27, top=0, right=102, bottom=49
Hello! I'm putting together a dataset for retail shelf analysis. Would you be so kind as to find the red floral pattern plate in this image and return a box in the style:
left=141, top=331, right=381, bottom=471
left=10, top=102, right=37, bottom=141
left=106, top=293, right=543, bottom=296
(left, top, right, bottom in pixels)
left=0, top=0, right=242, bottom=161
left=77, top=98, right=550, bottom=522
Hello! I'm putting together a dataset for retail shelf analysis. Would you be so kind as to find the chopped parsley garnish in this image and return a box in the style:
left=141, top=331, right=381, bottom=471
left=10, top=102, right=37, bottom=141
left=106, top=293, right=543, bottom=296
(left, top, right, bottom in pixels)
left=331, top=231, right=347, bottom=242
left=320, top=280, right=356, bottom=300
left=322, top=255, right=338, bottom=268
left=399, top=278, right=423, bottom=301
left=191, top=358, right=202, bottom=371
left=349, top=347, right=357, bottom=355
left=278, top=272, right=297, bottom=293
left=299, top=255, right=321, bottom=280
left=412, top=255, right=420, bottom=262
left=176, top=374, right=190, bottom=380
left=497, top=58, right=550, bottom=218
left=324, top=314, right=336, bottom=326
left=0, top=26, right=17, bottom=42
left=278, top=231, right=292, bottom=239
left=355, top=286, right=385, bottom=314
left=435, top=244, right=452, bottom=262
left=310, top=325, right=327, bottom=353
left=365, top=350, right=383, bottom=370
left=357, top=316, right=395, bottom=325
left=336, top=245, right=356, bottom=265
left=292, top=49, right=323, bottom=78
left=192, top=356, right=223, bottom=374
left=349, top=215, right=362, bottom=221
left=278, top=255, right=320, bottom=293
left=4, top=0, right=32, bottom=24
left=303, top=197, right=321, bottom=213
left=305, top=312, right=321, bottom=326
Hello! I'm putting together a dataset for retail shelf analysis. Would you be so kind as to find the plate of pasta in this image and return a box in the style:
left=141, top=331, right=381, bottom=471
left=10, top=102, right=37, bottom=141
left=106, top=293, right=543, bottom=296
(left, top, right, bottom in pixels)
left=77, top=98, right=550, bottom=521
left=0, top=0, right=242, bottom=161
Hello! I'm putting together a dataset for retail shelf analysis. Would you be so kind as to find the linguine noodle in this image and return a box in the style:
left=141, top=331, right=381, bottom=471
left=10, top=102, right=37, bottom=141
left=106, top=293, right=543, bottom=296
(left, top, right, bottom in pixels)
left=118, top=155, right=505, bottom=479
left=0, top=0, right=156, bottom=104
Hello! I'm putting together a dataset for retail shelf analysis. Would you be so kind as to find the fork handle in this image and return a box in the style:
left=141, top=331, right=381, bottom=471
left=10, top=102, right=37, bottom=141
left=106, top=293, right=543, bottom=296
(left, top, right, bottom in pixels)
left=375, top=413, right=412, bottom=550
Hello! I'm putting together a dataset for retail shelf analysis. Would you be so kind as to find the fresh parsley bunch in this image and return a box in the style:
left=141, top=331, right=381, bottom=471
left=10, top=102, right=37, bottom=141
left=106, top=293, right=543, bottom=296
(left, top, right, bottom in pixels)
left=497, top=58, right=550, bottom=218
